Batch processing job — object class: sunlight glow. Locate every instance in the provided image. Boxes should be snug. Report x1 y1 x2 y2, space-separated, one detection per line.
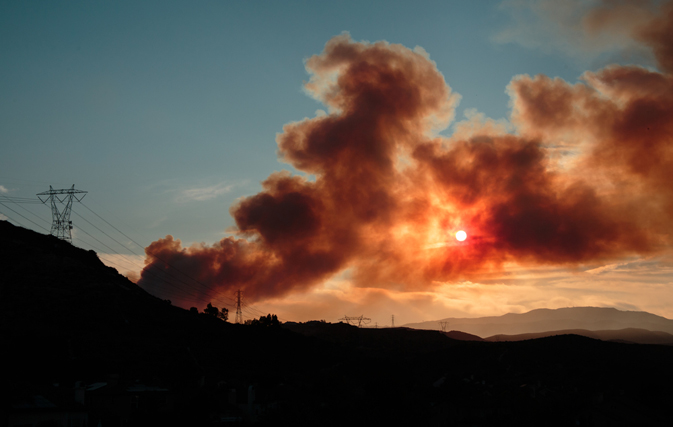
456 230 467 241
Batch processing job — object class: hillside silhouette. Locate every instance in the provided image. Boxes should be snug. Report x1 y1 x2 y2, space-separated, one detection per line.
486 328 673 345
2 220 673 426
404 306 673 337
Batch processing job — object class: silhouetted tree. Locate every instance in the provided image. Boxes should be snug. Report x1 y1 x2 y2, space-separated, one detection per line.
189 307 198 314
204 303 218 316
246 314 280 327
204 303 228 322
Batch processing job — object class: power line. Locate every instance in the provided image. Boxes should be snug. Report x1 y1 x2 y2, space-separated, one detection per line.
53 196 293 319
72 223 140 268
0 196 51 223
1 187 241 315
0 209 27 228
67 212 225 306
0 198 188 303
72 210 137 256
0 201 50 232
80 201 147 252
79 201 238 303
339 315 371 328
79 201 283 314
241 300 289 323
72 233 229 309
75 237 140 273
0 195 44 204
73 203 231 306
241 300 267 317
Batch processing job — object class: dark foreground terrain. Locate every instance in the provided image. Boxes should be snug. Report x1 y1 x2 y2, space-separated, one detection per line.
2 220 672 426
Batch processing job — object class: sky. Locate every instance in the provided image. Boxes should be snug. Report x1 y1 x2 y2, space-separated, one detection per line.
1 0 672 326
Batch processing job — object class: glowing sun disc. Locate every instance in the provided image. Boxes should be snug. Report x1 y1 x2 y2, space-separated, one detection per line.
456 230 467 241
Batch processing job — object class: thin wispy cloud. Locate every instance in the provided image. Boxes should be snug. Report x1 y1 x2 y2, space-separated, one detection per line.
494 0 657 66
148 215 168 229
0 185 9 194
175 182 238 203
585 260 636 275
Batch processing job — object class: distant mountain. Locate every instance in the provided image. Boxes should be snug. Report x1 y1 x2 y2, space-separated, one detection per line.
403 307 673 337
485 328 673 345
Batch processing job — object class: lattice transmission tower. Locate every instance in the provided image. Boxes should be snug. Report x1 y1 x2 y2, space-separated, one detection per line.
37 185 87 243
338 315 371 328
234 289 243 324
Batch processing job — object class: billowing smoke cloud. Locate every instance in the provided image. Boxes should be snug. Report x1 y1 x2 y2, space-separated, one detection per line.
139 2 673 308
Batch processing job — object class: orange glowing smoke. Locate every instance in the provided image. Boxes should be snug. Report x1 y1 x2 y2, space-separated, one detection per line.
139 3 673 307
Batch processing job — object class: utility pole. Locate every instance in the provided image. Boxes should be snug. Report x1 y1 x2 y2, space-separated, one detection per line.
36 185 87 243
234 290 243 324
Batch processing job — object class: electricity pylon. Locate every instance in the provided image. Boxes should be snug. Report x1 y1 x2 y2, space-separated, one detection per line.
234 290 243 324
36 185 87 243
338 315 371 328
439 321 450 332
391 314 395 328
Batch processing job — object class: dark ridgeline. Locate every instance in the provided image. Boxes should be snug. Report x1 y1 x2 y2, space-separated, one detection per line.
1 220 672 426
404 307 673 337
485 328 673 345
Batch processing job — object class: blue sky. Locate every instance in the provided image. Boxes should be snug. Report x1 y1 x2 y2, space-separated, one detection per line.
2 1 671 324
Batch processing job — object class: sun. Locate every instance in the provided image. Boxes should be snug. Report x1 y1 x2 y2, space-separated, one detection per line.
456 230 467 241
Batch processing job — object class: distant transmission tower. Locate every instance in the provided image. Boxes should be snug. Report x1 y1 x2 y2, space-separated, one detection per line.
338 315 371 328
234 290 243 324
391 314 395 328
36 185 87 243
439 321 450 332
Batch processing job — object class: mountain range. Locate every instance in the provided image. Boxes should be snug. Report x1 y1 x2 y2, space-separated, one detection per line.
404 306 673 339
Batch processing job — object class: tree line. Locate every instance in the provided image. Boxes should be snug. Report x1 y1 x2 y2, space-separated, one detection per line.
190 303 279 327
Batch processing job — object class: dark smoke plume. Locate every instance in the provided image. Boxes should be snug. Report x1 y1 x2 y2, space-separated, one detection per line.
139 4 673 307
